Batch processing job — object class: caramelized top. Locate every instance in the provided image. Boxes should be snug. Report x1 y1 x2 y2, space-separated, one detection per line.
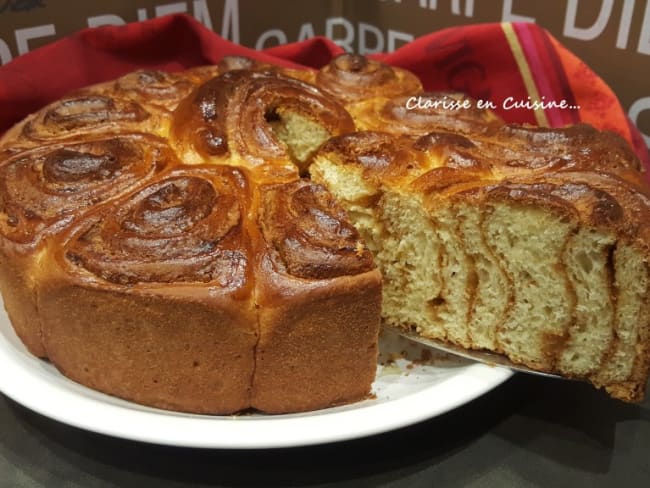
316 54 422 104
64 167 251 287
316 130 492 189
259 180 374 279
314 117 649 243
480 124 643 176
23 96 154 141
0 96 173 157
0 134 171 245
112 70 197 110
1 54 647 290
171 69 353 178
192 55 317 84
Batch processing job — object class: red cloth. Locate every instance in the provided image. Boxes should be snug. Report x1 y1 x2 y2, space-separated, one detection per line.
1 13 647 169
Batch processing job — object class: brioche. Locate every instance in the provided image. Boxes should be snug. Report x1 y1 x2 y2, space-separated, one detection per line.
0 52 648 414
0 56 381 414
309 73 650 401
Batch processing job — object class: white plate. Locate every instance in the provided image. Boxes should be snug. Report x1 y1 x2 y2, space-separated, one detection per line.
0 300 513 449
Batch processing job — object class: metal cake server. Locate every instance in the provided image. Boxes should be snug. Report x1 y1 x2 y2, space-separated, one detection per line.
390 325 565 379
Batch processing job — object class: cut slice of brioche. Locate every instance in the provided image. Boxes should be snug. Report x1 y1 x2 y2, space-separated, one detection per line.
311 129 650 402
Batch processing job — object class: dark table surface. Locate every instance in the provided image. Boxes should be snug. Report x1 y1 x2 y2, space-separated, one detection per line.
1 373 649 488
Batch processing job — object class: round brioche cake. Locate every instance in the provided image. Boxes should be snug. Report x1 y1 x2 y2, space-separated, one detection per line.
0 54 649 414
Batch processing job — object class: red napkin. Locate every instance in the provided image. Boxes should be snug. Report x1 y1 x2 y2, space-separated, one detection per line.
1 13 647 169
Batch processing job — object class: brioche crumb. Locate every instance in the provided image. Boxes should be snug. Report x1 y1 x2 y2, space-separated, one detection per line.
312 151 650 402
269 109 332 173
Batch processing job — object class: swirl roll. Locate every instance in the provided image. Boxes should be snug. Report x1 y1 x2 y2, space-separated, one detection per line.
63 167 250 288
480 124 643 178
39 166 257 413
171 69 354 177
316 54 422 104
185 56 315 85
2 95 170 152
252 179 381 413
112 70 197 111
0 134 173 357
258 180 374 279
0 134 173 246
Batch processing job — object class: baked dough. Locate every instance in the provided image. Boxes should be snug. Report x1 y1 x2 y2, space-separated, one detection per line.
1 53 648 412
310 62 650 401
0 56 381 414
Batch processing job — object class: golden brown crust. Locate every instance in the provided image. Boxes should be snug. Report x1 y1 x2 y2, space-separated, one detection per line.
0 57 382 414
186 55 316 84
39 284 258 414
0 134 175 359
0 134 174 247
1 52 649 410
3 95 171 152
170 69 353 180
114 70 196 109
0 256 45 357
63 167 252 286
252 237 381 413
313 105 650 402
36 165 258 413
258 180 375 279
251 178 382 412
316 54 422 104
252 267 382 413
74 70 200 113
